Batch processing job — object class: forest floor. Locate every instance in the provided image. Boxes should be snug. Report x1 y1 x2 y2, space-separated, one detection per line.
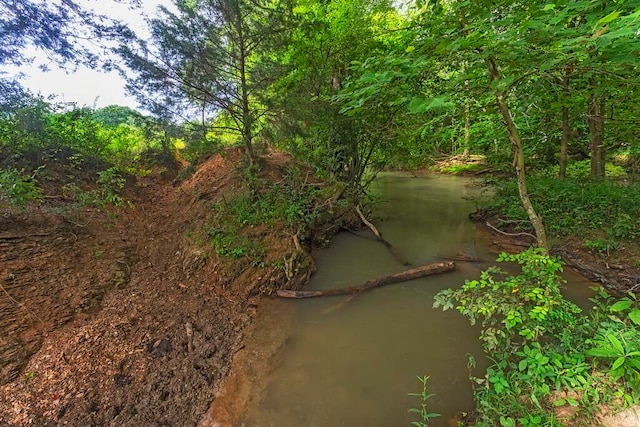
0 148 352 427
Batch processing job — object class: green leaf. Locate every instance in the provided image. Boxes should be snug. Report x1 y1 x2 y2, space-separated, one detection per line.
612 356 626 371
567 397 579 407
629 308 640 325
610 299 633 312
519 360 527 371
597 11 621 25
405 45 416 53
543 4 556 11
408 97 428 114
607 334 625 354
500 416 516 427
587 347 616 358
407 96 451 114
610 367 625 380
627 358 640 370
553 398 566 407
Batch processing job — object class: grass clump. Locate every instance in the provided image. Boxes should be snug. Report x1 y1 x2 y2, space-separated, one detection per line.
438 163 483 175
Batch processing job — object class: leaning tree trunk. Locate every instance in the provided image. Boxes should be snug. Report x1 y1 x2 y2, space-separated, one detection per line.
486 57 549 251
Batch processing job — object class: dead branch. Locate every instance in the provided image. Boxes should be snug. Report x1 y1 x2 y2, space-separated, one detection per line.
485 221 536 241
355 205 411 266
276 261 455 299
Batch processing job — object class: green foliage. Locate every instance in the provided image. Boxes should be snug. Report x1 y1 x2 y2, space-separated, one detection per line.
536 160 628 180
587 292 640 393
232 168 323 231
0 92 175 175
407 375 440 427
0 167 42 206
583 239 619 256
437 163 482 175
434 249 582 355
204 166 330 261
483 177 640 241
206 222 264 261
63 167 130 209
434 249 640 424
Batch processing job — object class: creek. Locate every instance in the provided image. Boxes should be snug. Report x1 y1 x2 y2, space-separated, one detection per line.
240 173 595 427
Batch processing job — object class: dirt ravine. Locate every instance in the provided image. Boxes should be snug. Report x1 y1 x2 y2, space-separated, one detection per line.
0 149 351 426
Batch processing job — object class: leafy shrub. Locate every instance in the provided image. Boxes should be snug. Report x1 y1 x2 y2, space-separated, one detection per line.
583 239 619 256
63 167 130 209
203 166 329 261
433 249 640 425
0 167 42 205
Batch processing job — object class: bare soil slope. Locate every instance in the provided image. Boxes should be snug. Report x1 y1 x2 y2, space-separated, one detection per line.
0 149 336 426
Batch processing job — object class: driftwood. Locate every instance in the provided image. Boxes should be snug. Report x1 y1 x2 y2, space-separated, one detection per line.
355 205 411 266
276 261 455 299
553 248 628 295
441 255 486 263
485 221 537 241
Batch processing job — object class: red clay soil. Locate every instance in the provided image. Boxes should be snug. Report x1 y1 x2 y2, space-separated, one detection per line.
0 149 341 426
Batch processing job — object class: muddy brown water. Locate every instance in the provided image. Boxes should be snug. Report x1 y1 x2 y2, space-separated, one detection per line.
239 174 595 427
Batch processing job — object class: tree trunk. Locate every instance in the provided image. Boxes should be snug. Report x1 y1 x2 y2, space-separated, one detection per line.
599 93 606 177
235 5 254 166
276 261 455 298
485 57 549 251
201 103 207 143
463 79 471 159
559 72 570 179
587 77 605 178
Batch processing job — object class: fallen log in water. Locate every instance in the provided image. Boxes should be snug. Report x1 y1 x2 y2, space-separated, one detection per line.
276 261 456 299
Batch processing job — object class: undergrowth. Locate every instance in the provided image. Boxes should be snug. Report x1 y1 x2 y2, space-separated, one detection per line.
203 165 337 263
0 167 43 206
63 167 131 210
437 163 483 175
434 248 640 426
535 160 628 179
481 177 640 245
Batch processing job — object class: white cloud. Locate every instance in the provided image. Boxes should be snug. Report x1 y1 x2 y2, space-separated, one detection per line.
2 0 172 110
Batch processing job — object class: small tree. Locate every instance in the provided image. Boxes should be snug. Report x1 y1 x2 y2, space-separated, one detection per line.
119 0 292 165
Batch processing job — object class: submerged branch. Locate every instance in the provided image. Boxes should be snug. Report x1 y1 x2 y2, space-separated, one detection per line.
355 205 411 266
